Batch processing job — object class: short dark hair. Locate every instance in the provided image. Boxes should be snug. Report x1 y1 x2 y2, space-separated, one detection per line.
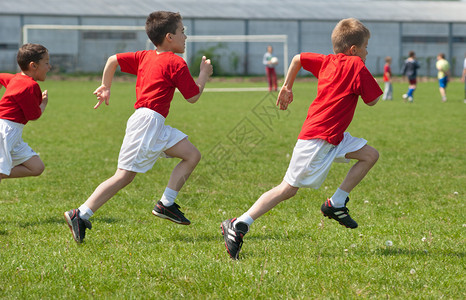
17 43 48 71
408 51 416 58
146 11 182 46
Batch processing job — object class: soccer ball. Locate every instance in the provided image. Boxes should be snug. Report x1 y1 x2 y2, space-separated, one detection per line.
270 56 278 65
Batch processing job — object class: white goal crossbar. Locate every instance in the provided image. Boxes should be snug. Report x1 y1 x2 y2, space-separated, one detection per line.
22 24 146 45
22 24 288 75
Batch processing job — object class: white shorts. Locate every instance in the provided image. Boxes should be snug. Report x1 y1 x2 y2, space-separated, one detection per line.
284 132 367 189
0 119 38 176
118 108 187 173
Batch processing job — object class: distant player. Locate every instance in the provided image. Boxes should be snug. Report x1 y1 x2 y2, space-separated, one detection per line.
64 11 213 243
401 51 420 103
382 56 393 100
263 45 278 92
0 44 50 183
436 53 450 103
221 18 382 260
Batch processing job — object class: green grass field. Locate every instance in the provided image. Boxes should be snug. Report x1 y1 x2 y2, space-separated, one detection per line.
1 77 465 299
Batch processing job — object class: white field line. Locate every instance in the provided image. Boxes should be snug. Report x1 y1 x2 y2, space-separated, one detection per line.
176 87 270 93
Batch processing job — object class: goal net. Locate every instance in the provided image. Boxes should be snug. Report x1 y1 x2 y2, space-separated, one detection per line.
22 24 288 75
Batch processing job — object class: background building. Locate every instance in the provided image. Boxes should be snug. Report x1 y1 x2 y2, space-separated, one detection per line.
1 0 465 77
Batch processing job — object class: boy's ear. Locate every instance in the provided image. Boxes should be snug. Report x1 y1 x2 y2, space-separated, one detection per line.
28 61 37 71
343 46 355 56
165 32 172 42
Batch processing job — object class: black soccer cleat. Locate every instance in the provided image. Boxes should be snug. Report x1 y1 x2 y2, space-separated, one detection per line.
321 197 358 229
152 201 191 225
64 209 92 243
221 218 249 260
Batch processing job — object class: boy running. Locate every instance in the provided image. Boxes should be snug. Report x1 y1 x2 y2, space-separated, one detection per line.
65 11 213 243
221 18 382 260
0 44 50 183
401 51 420 103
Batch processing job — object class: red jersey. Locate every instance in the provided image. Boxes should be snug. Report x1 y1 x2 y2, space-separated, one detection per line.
383 64 391 82
0 73 43 125
117 51 200 118
298 53 382 145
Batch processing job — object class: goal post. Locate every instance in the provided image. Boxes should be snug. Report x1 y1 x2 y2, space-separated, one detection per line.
22 24 288 75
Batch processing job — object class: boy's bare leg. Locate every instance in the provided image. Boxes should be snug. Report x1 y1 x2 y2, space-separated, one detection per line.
2 156 44 179
245 180 299 220
83 169 137 212
339 145 379 193
150 138 200 225
163 138 201 192
439 87 447 101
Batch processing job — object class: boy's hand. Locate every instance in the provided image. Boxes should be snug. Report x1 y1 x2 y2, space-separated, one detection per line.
276 86 293 110
200 56 213 77
93 85 111 109
42 90 48 104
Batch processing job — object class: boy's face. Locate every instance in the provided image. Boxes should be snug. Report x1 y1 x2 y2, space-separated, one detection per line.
32 52 51 81
169 22 187 53
352 38 368 62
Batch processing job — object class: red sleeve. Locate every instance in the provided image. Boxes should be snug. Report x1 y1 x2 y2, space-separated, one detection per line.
116 52 143 75
0 73 15 89
300 53 325 78
171 56 200 99
355 67 383 104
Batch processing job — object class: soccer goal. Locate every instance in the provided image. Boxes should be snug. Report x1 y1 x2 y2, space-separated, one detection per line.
22 24 288 75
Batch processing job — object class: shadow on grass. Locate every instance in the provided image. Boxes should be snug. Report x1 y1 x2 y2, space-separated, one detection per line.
4 215 121 229
373 247 464 258
168 229 312 244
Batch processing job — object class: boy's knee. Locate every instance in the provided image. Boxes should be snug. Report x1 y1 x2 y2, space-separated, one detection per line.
367 147 379 165
115 170 136 186
32 162 45 176
286 188 298 199
280 182 298 199
189 148 202 165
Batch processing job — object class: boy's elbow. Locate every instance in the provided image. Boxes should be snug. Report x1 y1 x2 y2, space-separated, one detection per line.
186 93 201 103
366 97 380 106
292 54 301 64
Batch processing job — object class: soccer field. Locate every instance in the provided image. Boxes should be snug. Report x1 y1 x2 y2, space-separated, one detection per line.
1 78 465 298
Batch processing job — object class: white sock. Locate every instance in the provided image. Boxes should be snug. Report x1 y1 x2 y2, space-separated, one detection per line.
234 213 254 228
330 188 349 208
160 187 178 207
78 204 93 220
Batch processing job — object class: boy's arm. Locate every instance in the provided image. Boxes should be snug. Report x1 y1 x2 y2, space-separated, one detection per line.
276 54 301 110
39 90 48 113
93 55 119 109
0 73 14 89
186 56 213 104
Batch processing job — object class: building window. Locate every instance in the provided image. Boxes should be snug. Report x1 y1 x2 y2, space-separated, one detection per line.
452 36 466 43
0 43 19 50
402 36 448 43
82 32 137 40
